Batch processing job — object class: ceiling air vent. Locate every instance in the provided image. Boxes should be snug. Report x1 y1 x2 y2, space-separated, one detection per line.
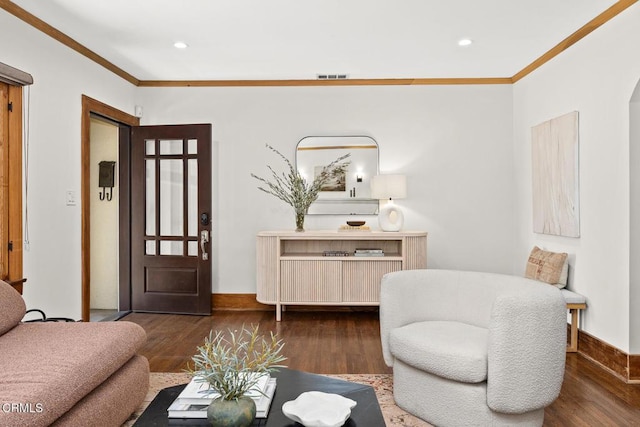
316 74 349 80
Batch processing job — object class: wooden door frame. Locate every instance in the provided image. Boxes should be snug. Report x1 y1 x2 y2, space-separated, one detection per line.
81 95 139 321
0 84 24 292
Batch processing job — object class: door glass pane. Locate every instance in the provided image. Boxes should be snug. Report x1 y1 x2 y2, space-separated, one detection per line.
145 139 155 155
145 159 156 236
188 241 198 257
160 159 184 236
188 139 198 154
188 159 198 237
160 139 183 155
145 240 156 255
160 241 183 255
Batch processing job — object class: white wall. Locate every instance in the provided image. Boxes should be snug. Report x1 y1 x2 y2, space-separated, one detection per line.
513 3 640 352
136 84 515 294
6 3 640 353
630 85 640 353
0 10 137 319
2 8 515 319
89 119 119 310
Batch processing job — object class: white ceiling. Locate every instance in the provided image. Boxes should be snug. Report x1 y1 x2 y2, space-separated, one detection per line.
11 0 618 81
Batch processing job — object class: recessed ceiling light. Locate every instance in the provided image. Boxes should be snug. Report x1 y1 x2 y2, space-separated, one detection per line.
173 41 188 49
458 39 473 47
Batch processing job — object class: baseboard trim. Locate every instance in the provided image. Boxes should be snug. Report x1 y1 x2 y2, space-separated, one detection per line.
211 293 379 313
628 354 640 382
211 293 271 311
576 327 639 383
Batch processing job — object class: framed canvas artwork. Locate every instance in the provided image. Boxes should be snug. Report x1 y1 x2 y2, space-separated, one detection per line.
531 111 580 237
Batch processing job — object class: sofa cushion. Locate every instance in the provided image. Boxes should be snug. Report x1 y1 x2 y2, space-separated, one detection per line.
0 321 146 426
390 321 489 383
50 355 149 427
561 289 586 304
0 280 26 335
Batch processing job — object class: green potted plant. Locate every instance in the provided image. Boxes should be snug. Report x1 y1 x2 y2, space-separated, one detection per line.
187 324 286 427
251 144 350 231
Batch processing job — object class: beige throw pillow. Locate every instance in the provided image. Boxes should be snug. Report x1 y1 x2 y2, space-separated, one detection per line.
525 246 569 289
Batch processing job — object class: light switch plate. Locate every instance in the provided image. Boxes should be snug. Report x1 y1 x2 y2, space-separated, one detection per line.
66 190 77 206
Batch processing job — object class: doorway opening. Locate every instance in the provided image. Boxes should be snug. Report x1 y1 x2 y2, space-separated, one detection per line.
89 116 119 321
81 96 213 320
81 95 139 322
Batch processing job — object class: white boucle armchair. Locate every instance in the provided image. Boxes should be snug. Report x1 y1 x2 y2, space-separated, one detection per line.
380 269 567 426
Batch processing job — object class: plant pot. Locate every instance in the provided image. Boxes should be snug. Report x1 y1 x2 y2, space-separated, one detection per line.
207 396 256 427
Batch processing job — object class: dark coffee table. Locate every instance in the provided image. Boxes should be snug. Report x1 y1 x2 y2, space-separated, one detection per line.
133 368 386 426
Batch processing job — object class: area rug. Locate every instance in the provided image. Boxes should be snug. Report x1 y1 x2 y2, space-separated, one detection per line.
124 372 429 426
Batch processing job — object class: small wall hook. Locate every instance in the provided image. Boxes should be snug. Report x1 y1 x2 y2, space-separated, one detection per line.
99 187 113 201
98 160 116 202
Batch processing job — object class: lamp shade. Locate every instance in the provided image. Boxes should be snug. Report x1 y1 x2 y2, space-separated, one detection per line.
371 174 407 200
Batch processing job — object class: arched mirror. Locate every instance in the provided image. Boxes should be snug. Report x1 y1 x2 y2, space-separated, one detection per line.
296 136 379 215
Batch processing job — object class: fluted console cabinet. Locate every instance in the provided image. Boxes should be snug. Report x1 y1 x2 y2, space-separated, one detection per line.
257 230 427 321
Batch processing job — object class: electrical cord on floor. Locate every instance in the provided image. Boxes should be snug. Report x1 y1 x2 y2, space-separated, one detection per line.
23 309 76 322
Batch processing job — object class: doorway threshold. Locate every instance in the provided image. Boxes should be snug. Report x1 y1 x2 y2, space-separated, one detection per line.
90 309 131 322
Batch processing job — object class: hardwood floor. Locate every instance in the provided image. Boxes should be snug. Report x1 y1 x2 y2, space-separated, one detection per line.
124 310 640 426
124 310 389 374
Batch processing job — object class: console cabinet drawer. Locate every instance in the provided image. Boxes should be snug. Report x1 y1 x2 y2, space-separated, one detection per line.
280 260 341 303
342 260 401 302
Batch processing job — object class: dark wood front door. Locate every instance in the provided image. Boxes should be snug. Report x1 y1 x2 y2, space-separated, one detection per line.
131 124 212 314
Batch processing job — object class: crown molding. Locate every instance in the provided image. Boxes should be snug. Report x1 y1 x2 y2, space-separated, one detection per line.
137 77 513 87
0 0 139 85
512 0 638 83
0 0 636 87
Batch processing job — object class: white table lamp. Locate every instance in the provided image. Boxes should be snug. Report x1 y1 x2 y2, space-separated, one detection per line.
371 174 407 232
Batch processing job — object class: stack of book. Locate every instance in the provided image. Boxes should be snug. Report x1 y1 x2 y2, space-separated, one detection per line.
167 374 276 419
323 250 350 257
354 248 384 257
338 224 371 232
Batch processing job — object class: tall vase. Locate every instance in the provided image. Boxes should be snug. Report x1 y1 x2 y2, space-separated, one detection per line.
206 396 256 427
295 209 306 232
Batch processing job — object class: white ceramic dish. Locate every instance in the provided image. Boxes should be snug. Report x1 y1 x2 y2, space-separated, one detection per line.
282 391 357 427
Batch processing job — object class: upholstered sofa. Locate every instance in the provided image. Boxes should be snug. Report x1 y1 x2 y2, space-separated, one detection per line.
380 269 566 426
0 281 149 426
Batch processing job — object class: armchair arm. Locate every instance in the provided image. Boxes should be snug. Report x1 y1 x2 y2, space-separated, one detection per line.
0 280 27 334
379 269 449 366
486 285 566 414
